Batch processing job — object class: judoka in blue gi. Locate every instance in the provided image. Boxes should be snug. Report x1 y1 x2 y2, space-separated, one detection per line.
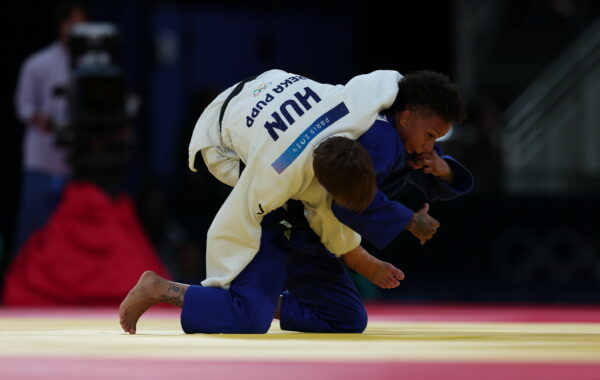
119 69 474 334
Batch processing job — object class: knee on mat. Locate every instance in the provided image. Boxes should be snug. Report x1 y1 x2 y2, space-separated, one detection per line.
229 300 276 334
219 311 271 334
350 305 369 332
230 299 274 334
333 305 368 333
246 317 272 334
180 313 272 334
229 305 274 334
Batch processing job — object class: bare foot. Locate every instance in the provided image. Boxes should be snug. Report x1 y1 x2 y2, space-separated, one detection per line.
119 271 162 334
120 271 189 334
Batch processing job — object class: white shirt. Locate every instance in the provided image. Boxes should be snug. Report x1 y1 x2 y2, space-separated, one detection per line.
189 69 402 289
14 41 71 176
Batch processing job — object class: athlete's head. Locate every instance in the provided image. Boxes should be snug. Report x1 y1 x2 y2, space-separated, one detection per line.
388 71 466 155
313 136 376 212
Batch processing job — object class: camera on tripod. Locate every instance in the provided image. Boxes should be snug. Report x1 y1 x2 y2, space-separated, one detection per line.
56 22 137 191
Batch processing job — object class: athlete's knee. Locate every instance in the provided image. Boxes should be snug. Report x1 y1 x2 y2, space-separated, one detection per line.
229 298 275 334
355 306 369 332
239 299 275 333
335 304 368 333
180 308 272 334
244 315 273 334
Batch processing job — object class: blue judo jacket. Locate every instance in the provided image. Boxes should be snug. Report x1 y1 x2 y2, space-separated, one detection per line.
331 114 474 250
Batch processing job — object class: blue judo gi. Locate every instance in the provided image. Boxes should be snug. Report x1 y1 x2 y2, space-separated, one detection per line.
180 114 474 334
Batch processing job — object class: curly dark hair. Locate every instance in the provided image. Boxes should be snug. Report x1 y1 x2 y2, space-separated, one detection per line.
388 70 466 123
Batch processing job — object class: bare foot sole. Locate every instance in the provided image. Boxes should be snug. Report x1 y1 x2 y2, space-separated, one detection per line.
119 271 161 334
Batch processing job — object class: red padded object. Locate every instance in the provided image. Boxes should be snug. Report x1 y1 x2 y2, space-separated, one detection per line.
3 182 170 306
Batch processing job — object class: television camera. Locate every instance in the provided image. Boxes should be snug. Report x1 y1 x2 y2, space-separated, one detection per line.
56 22 138 193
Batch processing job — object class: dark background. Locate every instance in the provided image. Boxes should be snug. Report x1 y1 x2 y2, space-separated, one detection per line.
1 0 599 302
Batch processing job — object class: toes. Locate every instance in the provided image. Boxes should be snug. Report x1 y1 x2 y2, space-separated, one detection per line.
121 318 133 334
124 320 136 334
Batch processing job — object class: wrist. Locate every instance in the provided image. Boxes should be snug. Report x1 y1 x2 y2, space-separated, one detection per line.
406 213 416 232
343 246 375 275
438 161 455 182
356 252 381 280
342 245 363 271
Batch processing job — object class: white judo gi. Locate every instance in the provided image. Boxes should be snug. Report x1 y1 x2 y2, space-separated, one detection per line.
188 69 402 289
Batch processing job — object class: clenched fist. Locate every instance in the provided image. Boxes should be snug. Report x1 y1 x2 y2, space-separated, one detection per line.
407 151 454 183
406 203 440 245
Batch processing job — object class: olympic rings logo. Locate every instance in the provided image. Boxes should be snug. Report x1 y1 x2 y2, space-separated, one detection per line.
253 82 272 97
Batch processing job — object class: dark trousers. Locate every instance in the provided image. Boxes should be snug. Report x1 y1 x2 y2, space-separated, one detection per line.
14 170 68 254
180 210 367 333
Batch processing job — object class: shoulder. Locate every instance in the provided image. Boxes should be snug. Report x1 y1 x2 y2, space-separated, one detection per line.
21 43 58 72
347 70 402 84
357 113 407 173
358 114 402 152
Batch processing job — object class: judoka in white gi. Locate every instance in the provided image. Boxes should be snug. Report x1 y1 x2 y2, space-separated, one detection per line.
119 69 474 334
189 69 401 290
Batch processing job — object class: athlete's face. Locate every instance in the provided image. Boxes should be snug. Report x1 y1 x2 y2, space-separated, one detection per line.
394 110 451 155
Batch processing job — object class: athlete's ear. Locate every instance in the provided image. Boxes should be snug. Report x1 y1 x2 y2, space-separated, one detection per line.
398 110 411 127
394 110 410 132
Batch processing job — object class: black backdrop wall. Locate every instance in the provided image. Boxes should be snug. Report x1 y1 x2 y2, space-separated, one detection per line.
1 0 599 303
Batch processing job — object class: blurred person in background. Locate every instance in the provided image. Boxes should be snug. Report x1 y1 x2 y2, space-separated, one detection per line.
3 13 173 307
13 2 86 254
119 69 473 335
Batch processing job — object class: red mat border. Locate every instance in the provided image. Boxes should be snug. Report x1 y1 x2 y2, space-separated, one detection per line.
1 356 599 380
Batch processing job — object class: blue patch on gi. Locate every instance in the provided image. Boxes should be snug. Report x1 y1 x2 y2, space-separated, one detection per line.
271 102 349 174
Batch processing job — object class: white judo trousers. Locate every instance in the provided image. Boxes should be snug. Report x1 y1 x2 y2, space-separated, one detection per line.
188 69 402 289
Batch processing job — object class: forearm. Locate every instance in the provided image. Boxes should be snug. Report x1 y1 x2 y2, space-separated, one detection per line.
15 62 39 124
342 245 382 280
332 191 413 250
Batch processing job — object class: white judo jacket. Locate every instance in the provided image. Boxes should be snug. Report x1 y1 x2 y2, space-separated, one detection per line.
189 69 402 289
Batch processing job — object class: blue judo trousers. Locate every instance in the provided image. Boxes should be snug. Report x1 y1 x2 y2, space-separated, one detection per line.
180 207 367 334
14 170 68 254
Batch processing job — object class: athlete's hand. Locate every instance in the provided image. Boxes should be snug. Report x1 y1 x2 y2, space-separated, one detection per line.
406 203 440 245
342 245 404 289
407 151 454 182
370 261 405 289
